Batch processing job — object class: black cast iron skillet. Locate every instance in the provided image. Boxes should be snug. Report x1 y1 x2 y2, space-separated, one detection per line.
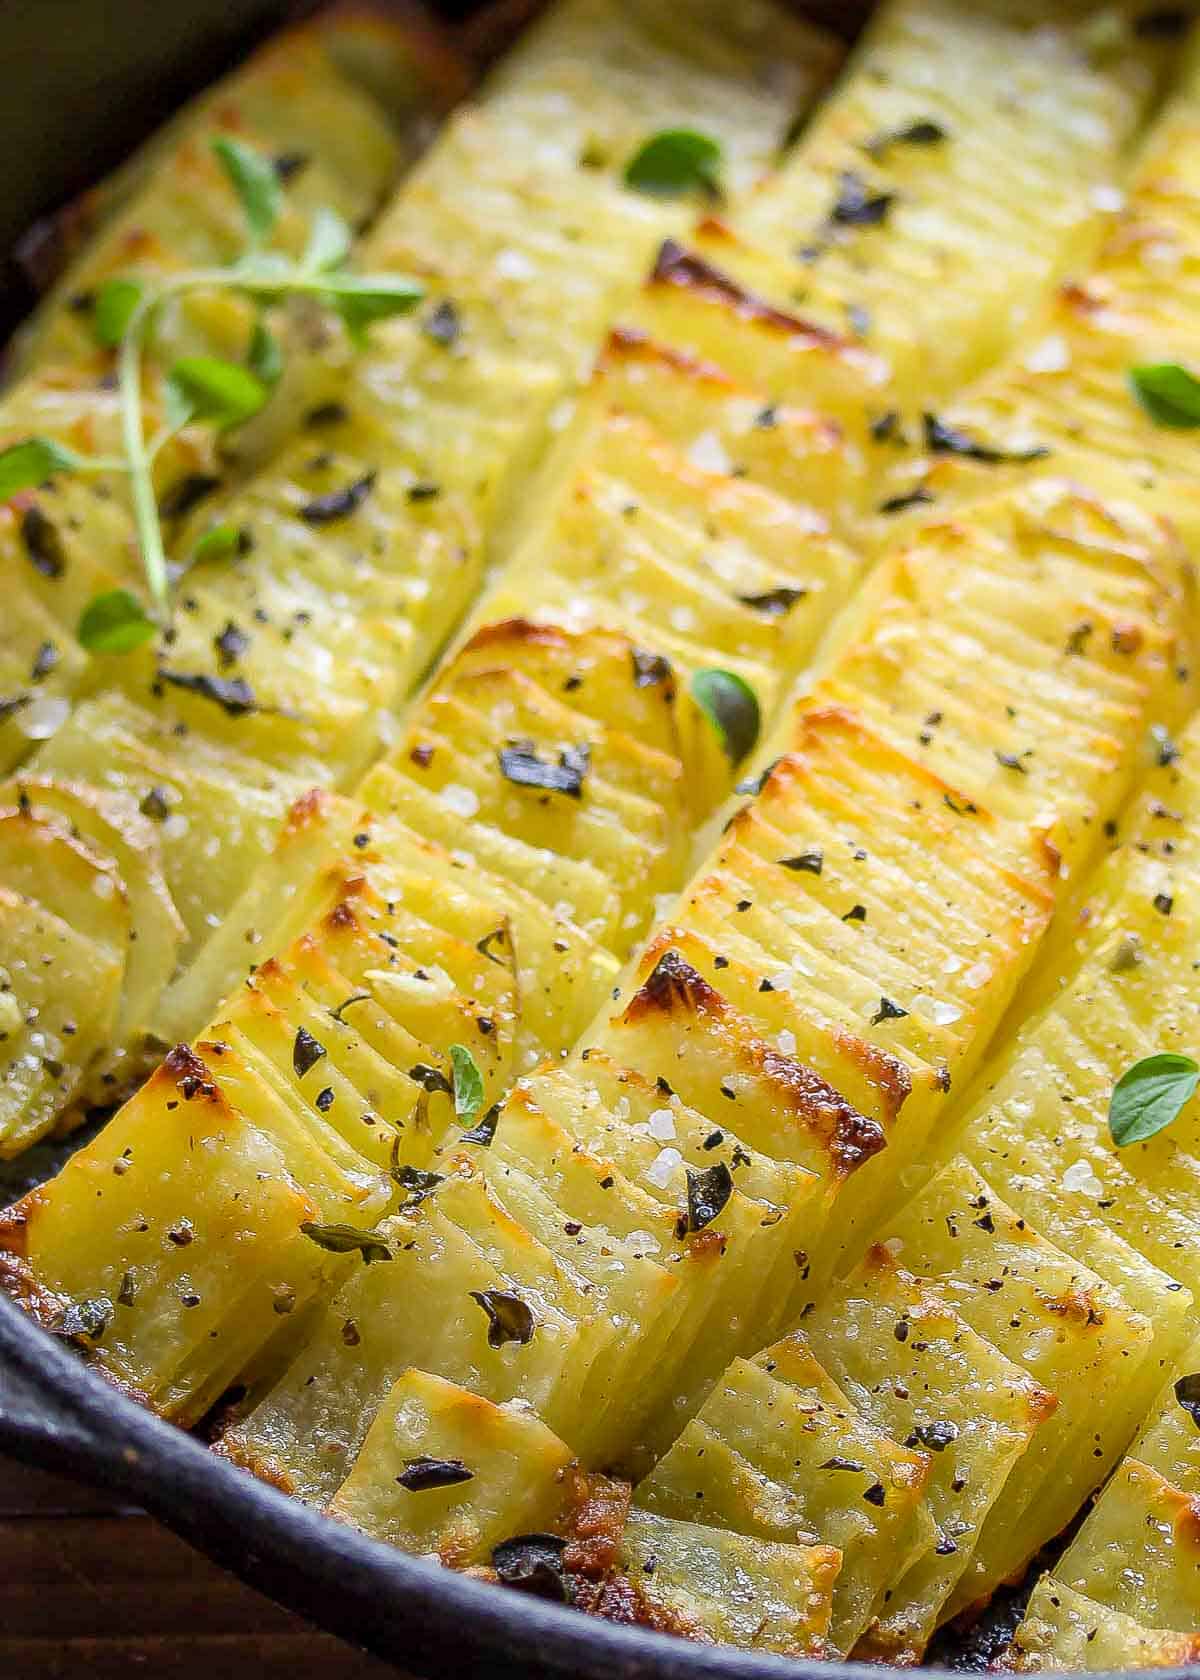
0 3 1174 1675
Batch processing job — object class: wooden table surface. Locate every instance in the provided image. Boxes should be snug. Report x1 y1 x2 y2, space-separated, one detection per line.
0 1454 402 1678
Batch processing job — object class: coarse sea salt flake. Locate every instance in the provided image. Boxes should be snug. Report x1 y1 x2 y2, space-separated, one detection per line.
1063 1158 1104 1197
647 1107 676 1141
441 784 479 818
646 1146 683 1188
686 430 733 476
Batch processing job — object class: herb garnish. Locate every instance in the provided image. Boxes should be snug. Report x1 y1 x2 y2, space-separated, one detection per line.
56 1295 114 1344
475 927 511 966
691 669 760 765
1108 1052 1199 1147
679 1162 733 1236
470 1287 535 1348
829 171 894 227
396 1456 474 1492
0 136 423 630
300 1221 392 1264
78 589 157 654
158 668 257 716
779 850 823 875
461 1102 501 1147
871 997 909 1026
864 119 948 157
624 129 723 199
292 1026 327 1079
1129 363 1200 428
299 470 377 526
879 485 934 515
1174 1372 1200 1428
923 413 1048 464
632 648 673 689
21 505 65 577
737 585 806 616
393 1161 443 1206
449 1042 485 1126
492 1534 569 1601
498 740 589 798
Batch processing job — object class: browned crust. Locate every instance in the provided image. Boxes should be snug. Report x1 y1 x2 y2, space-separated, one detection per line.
463 616 577 658
560 1469 632 1580
211 1435 298 1495
572 1570 715 1644
602 325 738 390
164 1041 221 1104
649 239 846 350
626 948 886 1173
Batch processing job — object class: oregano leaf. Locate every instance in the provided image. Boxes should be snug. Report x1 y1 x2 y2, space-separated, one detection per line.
449 1042 485 1126
1109 1052 1200 1147
625 128 723 198
1129 363 1200 429
691 668 760 764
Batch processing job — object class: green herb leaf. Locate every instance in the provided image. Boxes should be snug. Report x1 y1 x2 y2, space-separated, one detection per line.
0 437 80 501
93 277 144 348
212 136 281 240
625 128 723 198
300 1220 392 1264
1109 1051 1200 1147
691 668 760 764
449 1042 485 1126
303 206 352 275
78 589 157 654
331 275 425 347
190 523 244 565
247 319 282 387
1129 363 1200 428
167 356 269 432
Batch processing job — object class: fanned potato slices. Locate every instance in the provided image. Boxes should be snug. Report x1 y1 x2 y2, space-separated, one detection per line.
327 1367 576 1564
1012 1338 1200 1662
1011 1577 1200 1673
1052 1459 1200 1633
901 35 1200 518
878 1161 1160 1622
807 1253 1051 1660
604 1509 840 1659
796 478 1187 880
732 0 1164 400
637 1339 933 1654
0 1043 389 1422
13 1 1200 1668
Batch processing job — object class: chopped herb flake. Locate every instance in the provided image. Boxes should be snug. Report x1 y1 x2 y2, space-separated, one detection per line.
470 1287 535 1348
300 1221 392 1264
396 1456 474 1492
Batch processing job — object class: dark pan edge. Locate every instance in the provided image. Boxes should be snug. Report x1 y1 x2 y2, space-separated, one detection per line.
0 1293 1185 1680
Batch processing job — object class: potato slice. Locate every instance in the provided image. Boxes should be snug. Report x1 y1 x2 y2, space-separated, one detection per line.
327 1367 575 1564
611 1509 840 1659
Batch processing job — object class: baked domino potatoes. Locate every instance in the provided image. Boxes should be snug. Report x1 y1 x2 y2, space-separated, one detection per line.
6 0 1200 1669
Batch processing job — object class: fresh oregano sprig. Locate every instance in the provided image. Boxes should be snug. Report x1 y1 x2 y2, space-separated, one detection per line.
0 137 424 647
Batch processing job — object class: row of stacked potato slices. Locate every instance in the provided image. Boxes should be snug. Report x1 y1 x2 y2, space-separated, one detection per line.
10 0 1200 1666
